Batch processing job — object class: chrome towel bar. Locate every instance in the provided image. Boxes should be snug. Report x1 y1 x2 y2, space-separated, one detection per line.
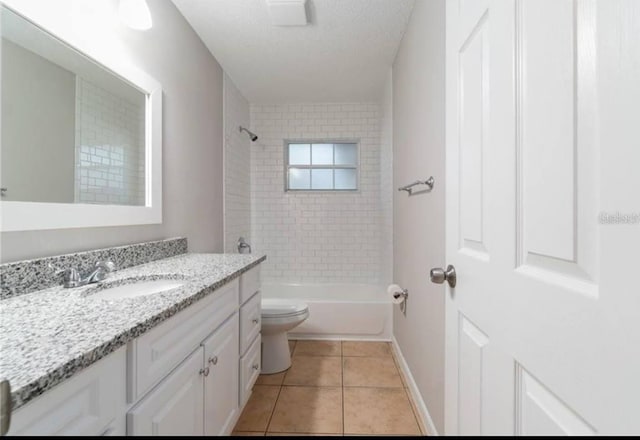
398 176 434 195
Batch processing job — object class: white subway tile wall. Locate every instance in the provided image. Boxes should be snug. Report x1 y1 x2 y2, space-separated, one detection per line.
74 77 145 205
250 103 392 284
224 74 252 252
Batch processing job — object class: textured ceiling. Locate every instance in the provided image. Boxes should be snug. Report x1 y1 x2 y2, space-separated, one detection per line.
172 0 415 103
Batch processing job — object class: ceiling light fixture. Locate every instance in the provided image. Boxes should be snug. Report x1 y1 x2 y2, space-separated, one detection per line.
119 0 153 31
265 0 308 26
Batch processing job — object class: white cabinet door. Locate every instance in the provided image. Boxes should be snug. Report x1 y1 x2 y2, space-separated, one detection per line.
127 348 204 436
202 314 239 436
9 347 126 436
445 0 640 435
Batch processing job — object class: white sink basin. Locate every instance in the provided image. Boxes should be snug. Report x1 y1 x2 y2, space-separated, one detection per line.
87 279 184 300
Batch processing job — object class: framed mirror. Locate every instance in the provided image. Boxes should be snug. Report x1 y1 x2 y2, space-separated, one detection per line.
0 4 162 231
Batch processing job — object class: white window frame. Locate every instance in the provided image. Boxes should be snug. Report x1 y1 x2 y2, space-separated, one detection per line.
284 140 360 192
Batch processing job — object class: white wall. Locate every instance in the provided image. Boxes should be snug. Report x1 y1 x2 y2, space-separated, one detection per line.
0 0 225 262
1 38 75 203
223 73 251 253
392 0 446 434
250 103 391 285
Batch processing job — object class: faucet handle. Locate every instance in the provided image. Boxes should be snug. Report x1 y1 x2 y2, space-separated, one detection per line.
95 260 116 272
62 268 82 288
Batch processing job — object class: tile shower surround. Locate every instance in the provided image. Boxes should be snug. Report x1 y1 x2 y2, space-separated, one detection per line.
0 238 187 299
250 103 393 285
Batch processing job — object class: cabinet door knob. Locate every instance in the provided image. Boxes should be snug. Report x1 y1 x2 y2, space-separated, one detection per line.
252 363 260 370
252 318 259 325
208 356 218 366
199 367 210 377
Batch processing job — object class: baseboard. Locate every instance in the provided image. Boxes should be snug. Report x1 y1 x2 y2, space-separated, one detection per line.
391 336 439 436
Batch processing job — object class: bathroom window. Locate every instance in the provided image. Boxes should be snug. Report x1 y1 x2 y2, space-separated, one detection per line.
285 142 358 191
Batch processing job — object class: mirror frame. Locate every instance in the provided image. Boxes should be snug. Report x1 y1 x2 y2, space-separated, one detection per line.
0 4 162 232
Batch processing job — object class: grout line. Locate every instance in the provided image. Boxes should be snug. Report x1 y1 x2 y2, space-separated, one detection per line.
278 384 343 389
266 432 344 436
341 385 405 389
264 383 284 434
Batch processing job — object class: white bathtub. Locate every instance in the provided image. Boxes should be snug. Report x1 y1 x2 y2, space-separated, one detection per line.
261 283 392 340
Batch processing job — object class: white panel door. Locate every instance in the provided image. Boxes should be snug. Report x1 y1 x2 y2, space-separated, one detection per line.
203 314 240 436
445 0 640 435
127 348 204 436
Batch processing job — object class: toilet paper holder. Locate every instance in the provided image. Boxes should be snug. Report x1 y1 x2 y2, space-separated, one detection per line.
393 288 408 302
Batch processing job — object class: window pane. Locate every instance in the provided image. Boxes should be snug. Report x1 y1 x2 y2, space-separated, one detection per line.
335 143 357 166
311 143 333 165
311 169 333 190
289 168 310 189
335 168 357 190
289 144 310 165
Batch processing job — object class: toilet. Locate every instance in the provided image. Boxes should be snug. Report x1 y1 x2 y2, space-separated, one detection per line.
260 298 309 374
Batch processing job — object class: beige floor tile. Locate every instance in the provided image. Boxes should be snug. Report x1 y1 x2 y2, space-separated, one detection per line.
266 434 341 437
342 341 392 357
293 340 342 357
268 386 343 434
343 388 420 435
256 371 286 386
232 432 266 436
234 386 280 432
343 356 403 388
288 340 297 355
283 356 342 387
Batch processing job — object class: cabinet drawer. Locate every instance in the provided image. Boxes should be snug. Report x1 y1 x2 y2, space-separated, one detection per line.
9 347 126 436
239 335 261 406
129 279 239 402
239 292 261 355
240 265 260 304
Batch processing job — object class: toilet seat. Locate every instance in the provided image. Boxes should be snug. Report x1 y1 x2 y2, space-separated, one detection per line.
261 299 308 318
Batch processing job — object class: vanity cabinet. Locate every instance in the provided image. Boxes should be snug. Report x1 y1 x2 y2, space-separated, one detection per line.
127 287 241 436
6 263 262 437
127 279 240 403
126 311 240 436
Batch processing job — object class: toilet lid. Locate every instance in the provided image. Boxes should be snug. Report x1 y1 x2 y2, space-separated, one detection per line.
261 298 308 318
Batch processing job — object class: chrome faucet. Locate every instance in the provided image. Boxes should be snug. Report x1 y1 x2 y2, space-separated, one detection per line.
60 260 116 288
237 237 251 254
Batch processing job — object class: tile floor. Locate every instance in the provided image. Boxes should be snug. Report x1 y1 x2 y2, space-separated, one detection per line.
232 340 426 436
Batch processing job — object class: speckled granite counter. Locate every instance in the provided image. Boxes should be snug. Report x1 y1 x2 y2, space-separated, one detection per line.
0 253 266 411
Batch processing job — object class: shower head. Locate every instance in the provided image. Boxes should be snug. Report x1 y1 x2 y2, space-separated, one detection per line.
239 126 258 142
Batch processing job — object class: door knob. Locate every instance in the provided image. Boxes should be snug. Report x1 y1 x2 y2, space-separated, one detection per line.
430 265 457 288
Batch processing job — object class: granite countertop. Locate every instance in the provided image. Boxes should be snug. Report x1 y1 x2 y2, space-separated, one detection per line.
0 253 266 411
